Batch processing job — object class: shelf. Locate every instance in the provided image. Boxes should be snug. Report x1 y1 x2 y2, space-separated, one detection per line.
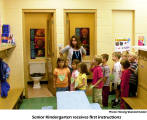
138 46 147 52
0 44 16 52
131 46 147 52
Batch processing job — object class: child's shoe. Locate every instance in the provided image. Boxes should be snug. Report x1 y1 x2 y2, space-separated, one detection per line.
111 101 119 108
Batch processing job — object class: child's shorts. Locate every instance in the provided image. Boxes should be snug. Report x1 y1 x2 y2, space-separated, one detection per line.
56 87 69 92
114 83 120 90
92 88 102 104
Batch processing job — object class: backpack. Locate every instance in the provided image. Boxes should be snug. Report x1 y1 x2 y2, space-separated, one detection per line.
0 59 10 97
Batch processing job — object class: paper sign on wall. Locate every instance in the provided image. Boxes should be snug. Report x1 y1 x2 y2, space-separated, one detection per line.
138 36 145 46
115 38 131 52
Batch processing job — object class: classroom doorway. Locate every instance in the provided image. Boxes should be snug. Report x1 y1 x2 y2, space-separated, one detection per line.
23 10 57 98
64 9 97 62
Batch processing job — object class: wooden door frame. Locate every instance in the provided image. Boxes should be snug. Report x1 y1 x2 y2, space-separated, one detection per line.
64 9 97 61
22 9 57 98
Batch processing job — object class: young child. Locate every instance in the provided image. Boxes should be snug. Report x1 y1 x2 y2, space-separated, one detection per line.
128 52 138 97
75 63 88 92
65 58 72 73
53 57 71 92
65 58 70 68
70 59 80 91
101 54 110 107
112 52 122 108
90 56 103 105
120 59 131 109
121 51 129 60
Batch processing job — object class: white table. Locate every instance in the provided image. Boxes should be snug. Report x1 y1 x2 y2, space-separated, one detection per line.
56 91 101 109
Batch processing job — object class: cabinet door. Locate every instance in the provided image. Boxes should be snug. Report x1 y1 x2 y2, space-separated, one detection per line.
138 50 147 89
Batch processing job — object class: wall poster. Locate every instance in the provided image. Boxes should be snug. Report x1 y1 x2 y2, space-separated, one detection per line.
138 36 145 46
75 28 90 56
30 29 45 59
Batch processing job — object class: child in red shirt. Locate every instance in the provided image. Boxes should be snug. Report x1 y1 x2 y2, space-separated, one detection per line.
120 59 131 109
90 56 103 105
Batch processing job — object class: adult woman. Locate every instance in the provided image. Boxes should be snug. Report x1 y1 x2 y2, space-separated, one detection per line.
60 36 86 67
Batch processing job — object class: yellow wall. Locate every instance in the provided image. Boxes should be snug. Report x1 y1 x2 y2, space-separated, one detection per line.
112 10 134 45
0 0 5 24
2 0 147 90
0 0 4 43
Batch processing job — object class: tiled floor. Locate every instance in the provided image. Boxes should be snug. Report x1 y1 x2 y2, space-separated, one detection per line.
22 83 120 109
19 97 57 109
19 95 120 109
27 84 53 98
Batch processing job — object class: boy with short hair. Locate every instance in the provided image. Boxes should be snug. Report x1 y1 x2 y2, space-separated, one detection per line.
101 54 110 107
128 52 138 97
112 52 122 108
90 56 103 105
